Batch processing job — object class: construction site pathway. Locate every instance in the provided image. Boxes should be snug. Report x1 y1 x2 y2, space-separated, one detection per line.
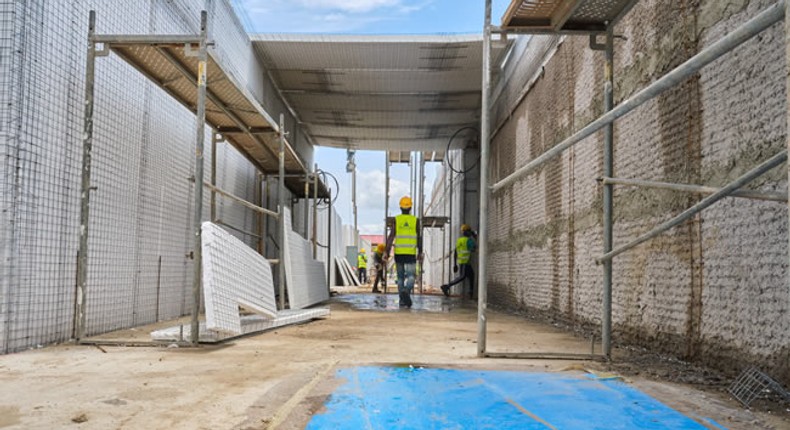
0 294 785 429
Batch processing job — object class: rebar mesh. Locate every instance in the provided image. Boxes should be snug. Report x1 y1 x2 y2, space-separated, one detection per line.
423 151 465 290
728 367 790 407
0 0 280 352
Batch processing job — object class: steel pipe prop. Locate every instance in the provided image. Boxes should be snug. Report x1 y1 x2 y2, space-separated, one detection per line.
597 150 787 263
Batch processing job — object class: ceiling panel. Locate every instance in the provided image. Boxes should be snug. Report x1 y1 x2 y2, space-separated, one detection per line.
252 34 509 152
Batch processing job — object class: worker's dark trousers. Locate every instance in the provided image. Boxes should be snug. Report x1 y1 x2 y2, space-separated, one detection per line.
358 268 367 283
446 264 475 298
372 264 386 291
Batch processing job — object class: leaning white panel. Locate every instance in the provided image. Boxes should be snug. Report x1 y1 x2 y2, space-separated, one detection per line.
202 222 277 335
283 209 329 309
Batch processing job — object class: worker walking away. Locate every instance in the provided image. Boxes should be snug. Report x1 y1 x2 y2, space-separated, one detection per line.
441 224 477 299
357 248 368 284
385 196 422 308
371 243 387 293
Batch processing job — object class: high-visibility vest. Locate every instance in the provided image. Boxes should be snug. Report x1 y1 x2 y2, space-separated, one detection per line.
456 236 471 264
394 214 418 256
358 253 367 268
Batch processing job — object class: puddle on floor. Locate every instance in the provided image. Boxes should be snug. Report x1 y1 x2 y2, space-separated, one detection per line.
332 293 471 312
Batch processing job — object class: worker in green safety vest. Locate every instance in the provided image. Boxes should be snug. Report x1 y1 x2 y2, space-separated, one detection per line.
384 195 422 308
441 224 477 299
357 248 368 284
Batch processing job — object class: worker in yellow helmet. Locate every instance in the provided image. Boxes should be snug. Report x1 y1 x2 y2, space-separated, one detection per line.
371 243 387 293
440 223 477 299
357 248 368 284
384 196 422 308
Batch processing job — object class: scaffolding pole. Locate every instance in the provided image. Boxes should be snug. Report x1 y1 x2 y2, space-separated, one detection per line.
278 114 287 310
601 177 787 202
418 152 425 294
257 172 265 255
210 132 218 221
327 189 333 292
202 181 279 218
785 0 790 303
491 0 786 193
188 11 208 345
384 153 390 293
601 27 614 358
313 165 319 259
477 0 492 357
75 11 98 341
598 150 787 263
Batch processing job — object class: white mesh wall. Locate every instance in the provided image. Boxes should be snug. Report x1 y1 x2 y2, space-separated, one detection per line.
423 151 466 290
283 208 328 309
0 0 269 352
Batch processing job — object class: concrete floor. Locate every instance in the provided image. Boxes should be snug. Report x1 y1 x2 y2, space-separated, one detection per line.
0 293 785 429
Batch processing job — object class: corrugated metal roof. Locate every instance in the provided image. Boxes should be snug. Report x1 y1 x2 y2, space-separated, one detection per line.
252 34 509 152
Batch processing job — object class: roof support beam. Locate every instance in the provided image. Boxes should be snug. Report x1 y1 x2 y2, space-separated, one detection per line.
280 89 481 97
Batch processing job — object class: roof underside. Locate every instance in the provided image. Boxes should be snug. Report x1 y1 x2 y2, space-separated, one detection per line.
501 0 639 33
252 34 508 153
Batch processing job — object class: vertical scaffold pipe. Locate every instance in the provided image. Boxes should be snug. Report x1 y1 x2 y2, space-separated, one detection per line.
76 11 97 342
210 132 218 222
190 11 209 345
785 0 790 307
279 114 286 310
477 0 492 357
602 27 615 359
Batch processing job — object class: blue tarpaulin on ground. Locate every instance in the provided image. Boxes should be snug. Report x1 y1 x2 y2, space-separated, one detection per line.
307 367 725 430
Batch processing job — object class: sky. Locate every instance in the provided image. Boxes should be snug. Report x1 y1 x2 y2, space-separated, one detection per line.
232 0 511 234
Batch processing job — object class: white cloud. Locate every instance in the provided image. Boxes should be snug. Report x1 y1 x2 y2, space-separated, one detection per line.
236 0 431 33
300 0 403 13
356 169 410 210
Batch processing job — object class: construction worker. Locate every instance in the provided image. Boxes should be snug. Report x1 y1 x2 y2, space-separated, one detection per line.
357 248 368 284
441 224 477 299
371 243 387 293
384 196 422 308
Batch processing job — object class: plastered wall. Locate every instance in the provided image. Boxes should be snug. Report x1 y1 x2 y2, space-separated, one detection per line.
488 0 789 382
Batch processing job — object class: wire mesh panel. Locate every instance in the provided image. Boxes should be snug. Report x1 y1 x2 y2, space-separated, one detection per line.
283 208 328 309
0 0 268 352
728 367 790 407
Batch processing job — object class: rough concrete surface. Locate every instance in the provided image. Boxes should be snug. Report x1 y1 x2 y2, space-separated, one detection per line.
0 298 786 429
488 0 789 383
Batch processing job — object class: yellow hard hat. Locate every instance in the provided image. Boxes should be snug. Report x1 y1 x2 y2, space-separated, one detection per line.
376 243 385 253
360 248 365 253
461 224 471 232
399 196 412 209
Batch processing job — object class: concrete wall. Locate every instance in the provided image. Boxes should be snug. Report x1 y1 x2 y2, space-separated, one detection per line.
488 0 789 383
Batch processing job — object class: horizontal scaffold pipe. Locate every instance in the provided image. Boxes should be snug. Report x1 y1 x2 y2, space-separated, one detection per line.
601 177 788 202
491 0 786 193
596 150 787 263
204 182 279 218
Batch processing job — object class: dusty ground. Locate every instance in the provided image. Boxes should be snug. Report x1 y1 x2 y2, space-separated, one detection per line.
0 293 787 430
